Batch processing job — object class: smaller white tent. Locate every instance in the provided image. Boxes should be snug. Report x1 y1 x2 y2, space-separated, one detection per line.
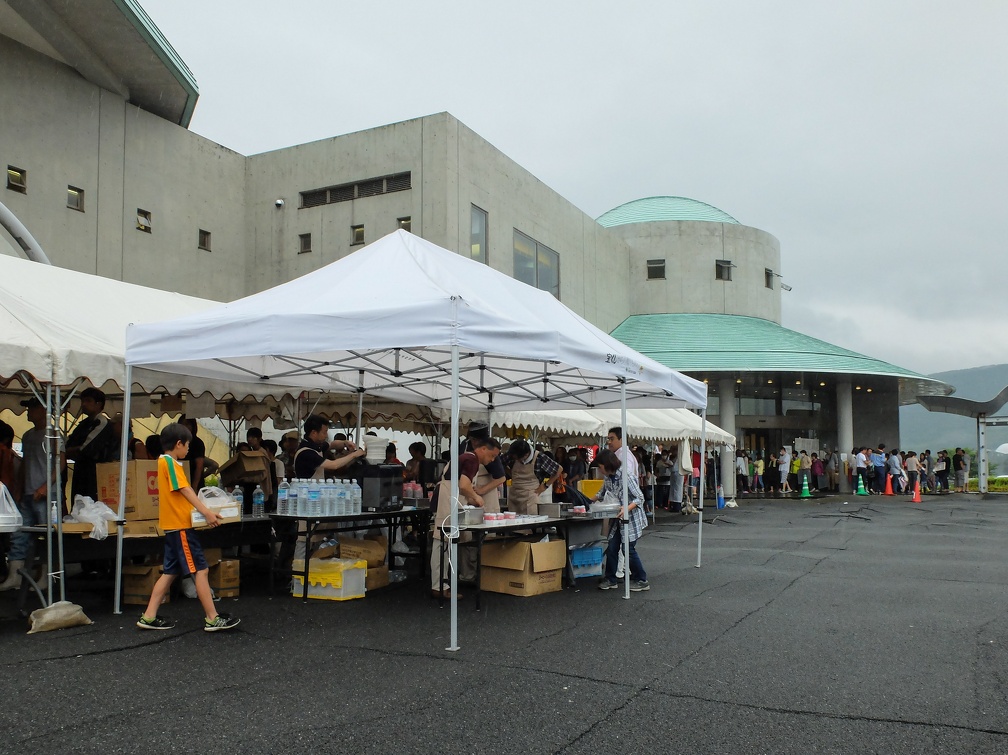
458 407 734 447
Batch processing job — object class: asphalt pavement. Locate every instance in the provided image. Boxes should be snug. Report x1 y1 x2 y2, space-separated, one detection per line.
1 493 1006 754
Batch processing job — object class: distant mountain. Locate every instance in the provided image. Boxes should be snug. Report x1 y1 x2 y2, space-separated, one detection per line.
900 364 1008 465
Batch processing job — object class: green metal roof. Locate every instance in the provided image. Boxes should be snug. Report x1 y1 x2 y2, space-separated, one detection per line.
597 196 739 227
611 313 952 402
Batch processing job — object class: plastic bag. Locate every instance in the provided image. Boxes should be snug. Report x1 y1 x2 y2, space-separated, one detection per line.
198 486 232 506
69 495 118 540
0 482 23 533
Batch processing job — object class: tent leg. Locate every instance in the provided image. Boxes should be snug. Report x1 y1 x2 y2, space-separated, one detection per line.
696 411 707 568
114 365 132 615
620 384 630 600
447 342 460 651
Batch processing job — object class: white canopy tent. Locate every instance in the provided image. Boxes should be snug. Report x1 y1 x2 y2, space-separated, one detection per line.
123 230 709 649
451 406 734 447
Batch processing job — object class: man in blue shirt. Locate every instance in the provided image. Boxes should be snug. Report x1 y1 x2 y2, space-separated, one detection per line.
870 445 887 494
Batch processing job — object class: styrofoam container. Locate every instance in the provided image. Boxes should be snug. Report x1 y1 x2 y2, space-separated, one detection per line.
291 557 366 601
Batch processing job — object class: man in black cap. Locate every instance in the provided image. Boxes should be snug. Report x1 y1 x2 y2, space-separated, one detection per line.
65 387 117 502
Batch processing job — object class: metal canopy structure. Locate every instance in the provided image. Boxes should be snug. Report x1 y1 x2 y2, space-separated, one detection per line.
917 386 1008 494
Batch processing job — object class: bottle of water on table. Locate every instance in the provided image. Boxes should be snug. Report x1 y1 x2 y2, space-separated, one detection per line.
277 478 290 516
252 484 265 518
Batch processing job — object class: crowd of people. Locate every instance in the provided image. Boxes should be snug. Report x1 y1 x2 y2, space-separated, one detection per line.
851 445 971 495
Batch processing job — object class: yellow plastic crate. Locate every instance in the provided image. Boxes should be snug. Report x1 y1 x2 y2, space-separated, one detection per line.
577 479 604 499
291 557 366 601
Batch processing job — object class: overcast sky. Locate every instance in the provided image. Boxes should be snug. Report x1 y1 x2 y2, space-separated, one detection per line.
143 0 1007 377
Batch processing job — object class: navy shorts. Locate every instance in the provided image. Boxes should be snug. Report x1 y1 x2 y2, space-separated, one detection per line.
162 529 209 576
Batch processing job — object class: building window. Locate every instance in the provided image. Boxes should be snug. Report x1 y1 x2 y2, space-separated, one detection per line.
351 224 365 245
646 259 665 280
470 205 488 264
67 186 84 212
6 166 26 194
397 216 411 232
136 209 152 233
513 229 560 299
198 229 212 251
299 233 312 254
715 259 732 281
299 171 412 209
765 268 774 289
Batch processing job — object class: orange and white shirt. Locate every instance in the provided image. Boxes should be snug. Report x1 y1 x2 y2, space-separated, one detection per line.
158 454 193 531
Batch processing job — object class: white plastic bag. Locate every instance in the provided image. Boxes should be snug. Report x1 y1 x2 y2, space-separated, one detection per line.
0 482 23 533
198 486 232 506
69 494 117 540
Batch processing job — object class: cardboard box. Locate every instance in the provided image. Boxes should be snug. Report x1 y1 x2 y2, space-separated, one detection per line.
203 548 222 568
219 451 273 497
209 559 240 598
337 535 387 567
365 563 389 591
122 564 165 605
480 538 567 597
191 504 241 528
96 461 160 520
120 520 161 538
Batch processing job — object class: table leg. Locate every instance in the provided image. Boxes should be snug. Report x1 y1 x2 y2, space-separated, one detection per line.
474 531 484 611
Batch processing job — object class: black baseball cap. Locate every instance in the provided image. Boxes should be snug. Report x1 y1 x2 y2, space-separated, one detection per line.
19 397 42 409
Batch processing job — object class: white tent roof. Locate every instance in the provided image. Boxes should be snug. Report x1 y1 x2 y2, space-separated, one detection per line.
125 230 707 413
0 254 223 408
465 407 734 447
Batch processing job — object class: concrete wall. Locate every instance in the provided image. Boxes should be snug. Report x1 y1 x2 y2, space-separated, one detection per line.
0 35 246 300
610 220 782 322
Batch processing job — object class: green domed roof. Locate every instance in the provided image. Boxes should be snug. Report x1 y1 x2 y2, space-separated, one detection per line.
597 196 739 227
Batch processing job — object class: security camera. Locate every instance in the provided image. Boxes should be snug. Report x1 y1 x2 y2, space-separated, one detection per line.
275 199 285 208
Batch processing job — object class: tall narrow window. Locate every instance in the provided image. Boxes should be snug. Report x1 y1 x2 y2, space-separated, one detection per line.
299 233 312 254
513 229 536 286
198 229 212 251
537 243 560 299
513 229 561 299
397 216 411 233
67 186 84 212
715 259 732 281
351 224 365 245
7 166 26 194
470 205 488 264
647 259 665 280
765 268 774 289
136 209 152 233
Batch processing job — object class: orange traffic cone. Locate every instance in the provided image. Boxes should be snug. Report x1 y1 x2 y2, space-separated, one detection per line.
912 477 921 503
884 474 894 496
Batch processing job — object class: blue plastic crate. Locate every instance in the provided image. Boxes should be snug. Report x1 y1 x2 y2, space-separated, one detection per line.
570 544 604 579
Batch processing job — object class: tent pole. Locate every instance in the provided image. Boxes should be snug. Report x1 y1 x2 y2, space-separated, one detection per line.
53 383 66 602
621 383 630 600
448 343 460 651
356 370 364 445
114 365 132 615
43 383 53 606
696 410 707 568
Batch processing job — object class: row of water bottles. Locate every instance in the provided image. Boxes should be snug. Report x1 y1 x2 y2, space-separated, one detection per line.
276 477 362 517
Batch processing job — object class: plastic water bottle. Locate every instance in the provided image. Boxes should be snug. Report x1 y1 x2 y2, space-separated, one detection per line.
299 479 310 515
308 478 321 517
323 479 335 516
277 478 290 516
252 484 265 519
50 502 59 525
287 479 299 517
349 479 362 514
332 479 345 516
232 486 244 516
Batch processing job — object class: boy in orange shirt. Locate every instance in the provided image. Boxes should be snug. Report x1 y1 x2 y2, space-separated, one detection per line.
136 422 240 632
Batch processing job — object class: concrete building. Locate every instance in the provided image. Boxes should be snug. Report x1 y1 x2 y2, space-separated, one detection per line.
0 0 950 493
